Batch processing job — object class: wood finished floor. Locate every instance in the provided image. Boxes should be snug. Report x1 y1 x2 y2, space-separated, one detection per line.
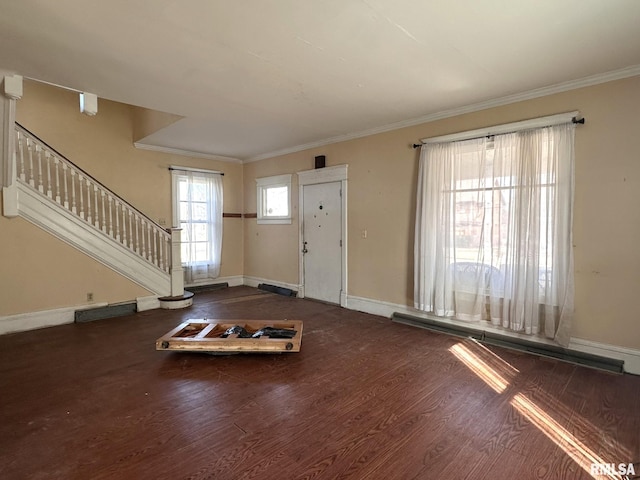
0 286 638 480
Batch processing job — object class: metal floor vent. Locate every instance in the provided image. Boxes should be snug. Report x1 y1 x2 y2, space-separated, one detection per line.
187 282 229 293
75 302 137 323
257 283 297 297
391 312 624 374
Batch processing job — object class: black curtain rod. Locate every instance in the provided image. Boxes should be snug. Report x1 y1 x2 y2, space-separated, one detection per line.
412 116 585 149
168 167 224 175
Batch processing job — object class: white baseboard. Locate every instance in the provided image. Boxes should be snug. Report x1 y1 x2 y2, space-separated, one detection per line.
185 275 297 292
0 302 108 335
136 295 160 312
186 275 245 288
345 293 640 375
219 275 245 287
243 275 301 293
569 337 640 376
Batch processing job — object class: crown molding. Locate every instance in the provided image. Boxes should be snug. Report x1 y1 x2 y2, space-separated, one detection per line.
245 64 640 163
134 142 242 164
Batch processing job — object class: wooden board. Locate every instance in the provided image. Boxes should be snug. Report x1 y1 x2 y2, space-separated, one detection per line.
156 319 303 353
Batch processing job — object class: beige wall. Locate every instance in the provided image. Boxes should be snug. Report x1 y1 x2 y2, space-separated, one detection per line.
243 76 640 350
0 80 243 315
0 214 150 314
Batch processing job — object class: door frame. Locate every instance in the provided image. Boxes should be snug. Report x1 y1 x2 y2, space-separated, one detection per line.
297 164 348 307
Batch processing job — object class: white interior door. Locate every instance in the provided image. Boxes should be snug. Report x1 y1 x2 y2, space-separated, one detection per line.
302 182 342 303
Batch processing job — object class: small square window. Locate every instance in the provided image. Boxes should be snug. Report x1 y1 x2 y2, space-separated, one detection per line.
256 174 292 224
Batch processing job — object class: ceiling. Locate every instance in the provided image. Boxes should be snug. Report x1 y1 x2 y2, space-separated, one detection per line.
1 0 639 161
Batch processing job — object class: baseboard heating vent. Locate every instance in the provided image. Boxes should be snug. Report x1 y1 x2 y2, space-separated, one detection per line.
258 283 297 297
75 302 137 323
392 312 624 374
187 282 229 293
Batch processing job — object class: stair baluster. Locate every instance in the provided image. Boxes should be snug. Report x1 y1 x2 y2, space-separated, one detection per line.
153 228 158 266
93 185 100 228
27 138 35 187
141 219 147 259
62 163 69 209
107 194 113 236
114 200 120 242
36 145 44 192
99 190 106 232
45 151 52 198
128 210 134 250
78 175 85 220
70 170 77 214
54 157 61 204
18 134 26 181
86 179 92 223
158 233 163 268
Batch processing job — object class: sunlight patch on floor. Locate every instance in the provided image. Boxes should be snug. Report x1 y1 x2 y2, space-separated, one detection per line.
449 339 632 479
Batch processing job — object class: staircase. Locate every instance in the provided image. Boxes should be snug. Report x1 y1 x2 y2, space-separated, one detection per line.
3 122 186 303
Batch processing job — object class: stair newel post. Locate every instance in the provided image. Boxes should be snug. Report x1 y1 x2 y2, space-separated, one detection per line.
70 169 77 214
62 162 69 209
78 175 85 219
54 157 61 204
27 138 34 187
36 145 43 192
170 228 184 297
45 151 52 198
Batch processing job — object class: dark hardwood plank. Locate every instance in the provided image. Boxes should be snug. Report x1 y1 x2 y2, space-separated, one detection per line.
0 286 638 480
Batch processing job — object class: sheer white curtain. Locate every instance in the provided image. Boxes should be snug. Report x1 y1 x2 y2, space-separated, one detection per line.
172 170 223 284
414 123 574 345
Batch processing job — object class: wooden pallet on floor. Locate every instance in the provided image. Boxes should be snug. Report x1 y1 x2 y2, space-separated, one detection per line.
156 319 303 353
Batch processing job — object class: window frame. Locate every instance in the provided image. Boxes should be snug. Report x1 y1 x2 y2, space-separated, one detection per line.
171 167 223 273
173 175 211 265
256 174 292 224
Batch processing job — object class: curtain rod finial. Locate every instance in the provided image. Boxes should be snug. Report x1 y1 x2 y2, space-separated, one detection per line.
412 143 422 149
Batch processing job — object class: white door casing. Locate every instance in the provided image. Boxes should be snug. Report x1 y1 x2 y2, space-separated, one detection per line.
297 165 347 306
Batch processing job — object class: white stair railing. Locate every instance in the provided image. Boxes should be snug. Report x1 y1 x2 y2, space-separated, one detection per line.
14 123 173 278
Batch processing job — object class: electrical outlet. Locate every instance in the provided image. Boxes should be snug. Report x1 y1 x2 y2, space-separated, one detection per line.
87 292 94 301
158 218 166 226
